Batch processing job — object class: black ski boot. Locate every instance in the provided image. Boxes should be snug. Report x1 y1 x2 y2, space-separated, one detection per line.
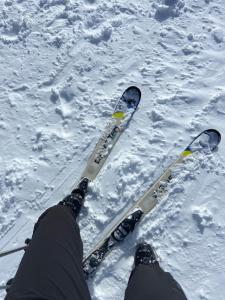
59 178 89 218
76 177 89 196
135 243 157 266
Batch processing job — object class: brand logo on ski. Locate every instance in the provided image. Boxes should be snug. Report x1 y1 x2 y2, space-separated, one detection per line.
94 125 121 164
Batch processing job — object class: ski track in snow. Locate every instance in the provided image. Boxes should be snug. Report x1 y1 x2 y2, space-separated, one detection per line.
1 0 225 299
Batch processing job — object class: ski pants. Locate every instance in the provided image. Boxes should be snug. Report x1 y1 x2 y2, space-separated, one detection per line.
5 205 187 300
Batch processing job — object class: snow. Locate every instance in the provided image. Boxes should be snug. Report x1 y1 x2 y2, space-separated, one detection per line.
0 0 225 299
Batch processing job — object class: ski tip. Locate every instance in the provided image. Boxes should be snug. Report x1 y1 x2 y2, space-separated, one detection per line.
185 129 221 154
125 86 141 98
204 129 221 142
202 129 221 151
122 86 141 108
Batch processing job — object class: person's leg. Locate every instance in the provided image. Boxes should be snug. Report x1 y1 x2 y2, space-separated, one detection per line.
5 179 91 300
124 244 187 300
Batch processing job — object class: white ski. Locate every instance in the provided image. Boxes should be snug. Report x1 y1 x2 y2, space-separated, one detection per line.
83 129 221 278
76 86 141 183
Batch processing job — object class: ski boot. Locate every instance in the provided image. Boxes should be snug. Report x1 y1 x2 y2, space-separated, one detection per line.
135 243 158 266
59 177 89 217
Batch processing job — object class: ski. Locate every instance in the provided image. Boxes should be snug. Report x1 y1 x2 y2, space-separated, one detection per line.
0 86 141 263
76 86 141 184
82 129 221 278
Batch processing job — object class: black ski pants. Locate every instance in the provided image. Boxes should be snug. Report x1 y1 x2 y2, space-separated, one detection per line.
5 205 187 300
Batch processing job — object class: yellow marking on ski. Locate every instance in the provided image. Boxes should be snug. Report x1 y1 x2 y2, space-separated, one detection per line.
112 111 125 119
181 150 192 157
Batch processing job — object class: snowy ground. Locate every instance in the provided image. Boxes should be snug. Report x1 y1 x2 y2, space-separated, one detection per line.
1 0 225 299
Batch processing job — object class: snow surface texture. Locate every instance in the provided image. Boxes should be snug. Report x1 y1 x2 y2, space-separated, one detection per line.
0 0 225 299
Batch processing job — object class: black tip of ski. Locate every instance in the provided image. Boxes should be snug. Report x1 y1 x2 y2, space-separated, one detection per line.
186 129 221 153
125 86 141 98
205 129 221 142
201 129 221 151
121 86 141 109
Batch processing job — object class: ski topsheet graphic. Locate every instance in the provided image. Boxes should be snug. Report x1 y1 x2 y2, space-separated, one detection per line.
82 129 221 278
78 86 141 183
